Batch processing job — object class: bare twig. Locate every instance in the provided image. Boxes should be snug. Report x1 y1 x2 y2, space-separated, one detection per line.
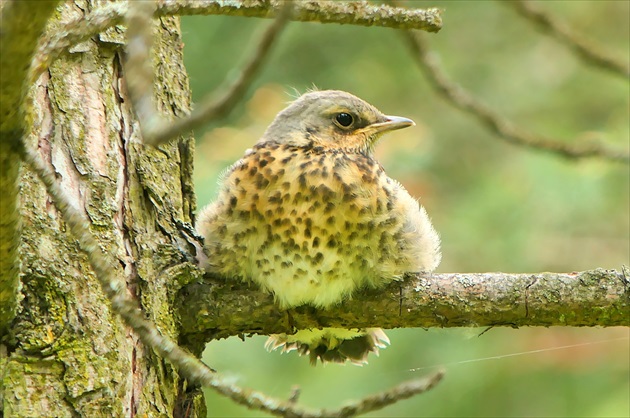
30 1 128 85
179 269 629 344
402 31 629 163
21 140 444 416
124 1 161 142
508 0 629 79
155 0 292 145
32 1 442 84
125 0 292 146
318 370 443 418
288 386 302 404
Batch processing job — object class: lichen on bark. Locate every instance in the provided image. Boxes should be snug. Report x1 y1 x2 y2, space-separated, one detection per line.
2 1 197 416
177 269 629 348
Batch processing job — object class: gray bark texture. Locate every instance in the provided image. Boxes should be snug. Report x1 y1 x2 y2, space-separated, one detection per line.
178 269 629 350
1 1 202 416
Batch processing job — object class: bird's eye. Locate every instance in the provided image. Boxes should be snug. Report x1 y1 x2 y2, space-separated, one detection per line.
335 113 354 128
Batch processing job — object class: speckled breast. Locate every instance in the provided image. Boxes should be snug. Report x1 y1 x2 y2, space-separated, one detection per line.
200 142 422 308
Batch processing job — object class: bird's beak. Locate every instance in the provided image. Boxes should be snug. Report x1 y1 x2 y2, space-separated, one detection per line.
359 115 415 136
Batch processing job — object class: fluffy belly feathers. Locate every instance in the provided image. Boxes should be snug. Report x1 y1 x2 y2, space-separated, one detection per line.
197 143 440 308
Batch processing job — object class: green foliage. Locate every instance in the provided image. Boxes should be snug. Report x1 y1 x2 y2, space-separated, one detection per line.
183 1 629 416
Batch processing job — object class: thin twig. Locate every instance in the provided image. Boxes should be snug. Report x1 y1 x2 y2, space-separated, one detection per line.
508 0 629 79
288 386 301 404
126 0 293 146
319 370 444 418
152 0 292 145
32 1 442 86
124 1 161 143
21 140 444 416
401 30 629 163
30 1 128 85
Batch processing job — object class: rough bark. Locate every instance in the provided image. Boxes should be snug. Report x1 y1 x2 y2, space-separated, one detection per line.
0 0 61 336
178 269 630 350
1 1 201 416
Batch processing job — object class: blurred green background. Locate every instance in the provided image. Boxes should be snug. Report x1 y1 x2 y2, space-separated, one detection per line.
181 1 629 416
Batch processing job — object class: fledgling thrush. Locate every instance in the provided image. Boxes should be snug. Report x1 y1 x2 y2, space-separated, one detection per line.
197 90 441 365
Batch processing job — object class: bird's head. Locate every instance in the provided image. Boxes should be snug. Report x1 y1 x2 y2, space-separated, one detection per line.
260 90 414 154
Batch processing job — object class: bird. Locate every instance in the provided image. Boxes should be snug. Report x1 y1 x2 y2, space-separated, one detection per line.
196 89 441 365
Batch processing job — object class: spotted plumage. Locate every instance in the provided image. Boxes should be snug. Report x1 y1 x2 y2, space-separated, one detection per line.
197 90 441 365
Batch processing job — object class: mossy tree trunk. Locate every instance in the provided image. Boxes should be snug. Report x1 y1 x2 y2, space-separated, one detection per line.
1 1 202 416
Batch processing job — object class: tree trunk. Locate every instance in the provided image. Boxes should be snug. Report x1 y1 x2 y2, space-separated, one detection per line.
1 1 202 416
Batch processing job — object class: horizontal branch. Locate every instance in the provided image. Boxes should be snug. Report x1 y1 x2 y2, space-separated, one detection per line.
177 268 629 347
33 0 442 84
164 0 442 31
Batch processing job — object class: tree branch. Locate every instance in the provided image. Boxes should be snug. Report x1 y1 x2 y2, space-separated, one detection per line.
315 371 443 418
32 0 442 84
401 30 630 164
125 0 292 146
164 0 442 31
507 0 630 79
178 269 629 346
